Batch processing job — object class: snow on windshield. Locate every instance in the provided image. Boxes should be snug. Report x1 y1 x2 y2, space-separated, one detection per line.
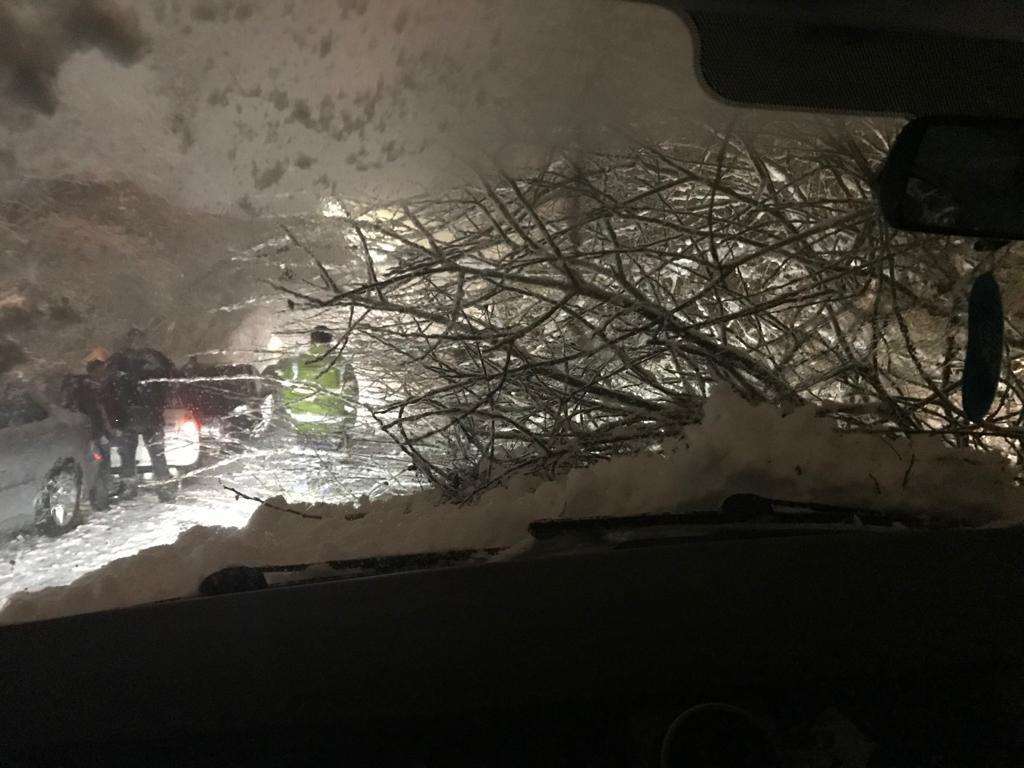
2 0 706 213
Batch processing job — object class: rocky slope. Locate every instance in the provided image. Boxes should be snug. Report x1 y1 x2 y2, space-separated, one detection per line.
0 178 284 381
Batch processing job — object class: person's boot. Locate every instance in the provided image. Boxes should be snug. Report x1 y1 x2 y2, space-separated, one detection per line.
121 477 139 500
155 478 178 503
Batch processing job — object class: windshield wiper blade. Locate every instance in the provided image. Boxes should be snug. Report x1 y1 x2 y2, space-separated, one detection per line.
197 496 966 597
198 547 504 597
527 493 950 543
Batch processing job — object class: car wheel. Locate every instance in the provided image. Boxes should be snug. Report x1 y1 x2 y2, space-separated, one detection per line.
36 459 84 535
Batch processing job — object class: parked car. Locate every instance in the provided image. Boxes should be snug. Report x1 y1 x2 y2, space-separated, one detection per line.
175 357 272 450
0 386 104 537
107 405 202 476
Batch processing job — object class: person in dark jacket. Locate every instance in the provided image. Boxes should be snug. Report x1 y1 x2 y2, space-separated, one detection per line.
71 347 116 439
59 347 118 509
101 345 177 501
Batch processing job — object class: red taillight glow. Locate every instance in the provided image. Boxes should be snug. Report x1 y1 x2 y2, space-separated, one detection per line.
92 452 103 462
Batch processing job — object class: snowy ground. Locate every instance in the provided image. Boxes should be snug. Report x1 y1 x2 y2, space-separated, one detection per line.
0 426 420 609
5 388 1023 625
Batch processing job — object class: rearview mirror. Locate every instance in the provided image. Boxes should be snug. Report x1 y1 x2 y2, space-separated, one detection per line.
879 117 1024 240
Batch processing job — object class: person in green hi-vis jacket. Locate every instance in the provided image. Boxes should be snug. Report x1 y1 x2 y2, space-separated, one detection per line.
263 326 359 442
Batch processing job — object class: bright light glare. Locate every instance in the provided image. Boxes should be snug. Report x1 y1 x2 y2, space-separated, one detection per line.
165 418 201 467
320 197 346 218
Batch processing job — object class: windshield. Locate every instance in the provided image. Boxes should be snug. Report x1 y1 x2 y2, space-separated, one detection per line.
1 0 1022 624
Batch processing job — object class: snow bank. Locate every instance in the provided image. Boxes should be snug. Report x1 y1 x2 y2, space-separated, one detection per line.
3 388 1022 624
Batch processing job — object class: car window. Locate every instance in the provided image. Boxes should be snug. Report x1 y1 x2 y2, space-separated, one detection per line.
1 1 1023 627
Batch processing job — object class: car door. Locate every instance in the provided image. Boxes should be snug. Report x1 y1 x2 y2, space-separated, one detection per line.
0 391 93 535
0 391 55 534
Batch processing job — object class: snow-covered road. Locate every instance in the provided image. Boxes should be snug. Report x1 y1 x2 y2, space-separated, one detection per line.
0 428 420 609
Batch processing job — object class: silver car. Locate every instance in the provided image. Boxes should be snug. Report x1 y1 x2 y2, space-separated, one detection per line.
0 387 102 537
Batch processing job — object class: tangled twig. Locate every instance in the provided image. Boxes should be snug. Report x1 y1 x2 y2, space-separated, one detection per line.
273 116 1024 500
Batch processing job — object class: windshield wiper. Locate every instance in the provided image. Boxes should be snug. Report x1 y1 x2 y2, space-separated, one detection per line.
527 493 958 545
198 547 503 597
196 495 970 597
